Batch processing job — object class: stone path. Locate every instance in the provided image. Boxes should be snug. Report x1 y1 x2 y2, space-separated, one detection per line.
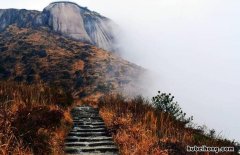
65 105 119 155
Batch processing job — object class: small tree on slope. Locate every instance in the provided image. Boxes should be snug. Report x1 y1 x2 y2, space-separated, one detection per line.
152 91 193 124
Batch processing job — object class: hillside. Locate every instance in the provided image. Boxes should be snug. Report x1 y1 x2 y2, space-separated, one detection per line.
0 26 143 99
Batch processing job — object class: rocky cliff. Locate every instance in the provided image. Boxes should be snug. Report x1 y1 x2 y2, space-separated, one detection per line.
0 2 115 51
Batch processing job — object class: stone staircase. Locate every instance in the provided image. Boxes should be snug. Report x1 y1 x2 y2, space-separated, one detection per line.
65 105 119 155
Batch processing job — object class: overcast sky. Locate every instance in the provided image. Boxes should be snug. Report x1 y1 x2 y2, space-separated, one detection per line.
1 0 240 141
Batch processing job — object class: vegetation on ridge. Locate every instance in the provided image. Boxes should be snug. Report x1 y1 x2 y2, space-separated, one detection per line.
98 93 239 155
0 26 143 99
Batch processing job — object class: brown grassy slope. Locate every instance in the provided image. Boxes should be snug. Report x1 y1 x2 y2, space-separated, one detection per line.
0 26 143 99
97 94 237 155
0 82 73 154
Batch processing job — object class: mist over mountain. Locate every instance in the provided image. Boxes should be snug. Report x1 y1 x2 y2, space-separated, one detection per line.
98 0 240 142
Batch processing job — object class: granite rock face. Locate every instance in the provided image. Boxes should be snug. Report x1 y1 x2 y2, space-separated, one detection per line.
43 2 92 43
0 9 41 30
0 2 115 51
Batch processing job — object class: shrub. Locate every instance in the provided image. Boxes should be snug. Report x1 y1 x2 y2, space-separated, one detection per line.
152 91 193 123
95 83 111 93
38 50 47 58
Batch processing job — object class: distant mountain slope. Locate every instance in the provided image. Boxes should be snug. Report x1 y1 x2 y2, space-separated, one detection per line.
0 26 143 98
0 2 115 51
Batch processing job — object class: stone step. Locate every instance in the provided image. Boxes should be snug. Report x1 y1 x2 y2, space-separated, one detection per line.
73 119 104 121
69 131 108 134
73 117 102 120
73 121 104 125
73 116 99 118
70 130 107 133
73 116 102 119
72 114 99 117
72 112 99 115
75 106 98 109
75 108 99 111
72 126 106 130
65 146 118 154
72 111 99 114
68 132 109 137
73 111 98 113
73 124 105 128
73 124 106 128
71 128 107 132
73 118 103 122
73 124 105 127
72 115 99 117
73 110 97 112
73 120 104 124
65 141 115 147
72 109 98 112
74 122 105 125
65 136 113 143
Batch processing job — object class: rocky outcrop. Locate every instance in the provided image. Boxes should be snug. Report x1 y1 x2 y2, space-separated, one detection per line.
43 2 91 43
0 2 115 51
0 9 41 30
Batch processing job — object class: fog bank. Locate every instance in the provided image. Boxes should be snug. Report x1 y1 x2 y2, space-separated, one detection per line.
83 0 240 141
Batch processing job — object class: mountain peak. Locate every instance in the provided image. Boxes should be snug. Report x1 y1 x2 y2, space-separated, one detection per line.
46 1 88 12
50 1 80 5
48 1 88 10
43 1 92 43
47 1 95 14
0 2 115 51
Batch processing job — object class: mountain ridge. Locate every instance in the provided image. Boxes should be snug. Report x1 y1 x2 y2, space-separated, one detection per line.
0 2 115 51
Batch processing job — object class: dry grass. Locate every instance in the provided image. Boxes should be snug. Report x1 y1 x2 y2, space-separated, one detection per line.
1 26 144 99
72 60 85 71
98 94 237 155
0 81 73 154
